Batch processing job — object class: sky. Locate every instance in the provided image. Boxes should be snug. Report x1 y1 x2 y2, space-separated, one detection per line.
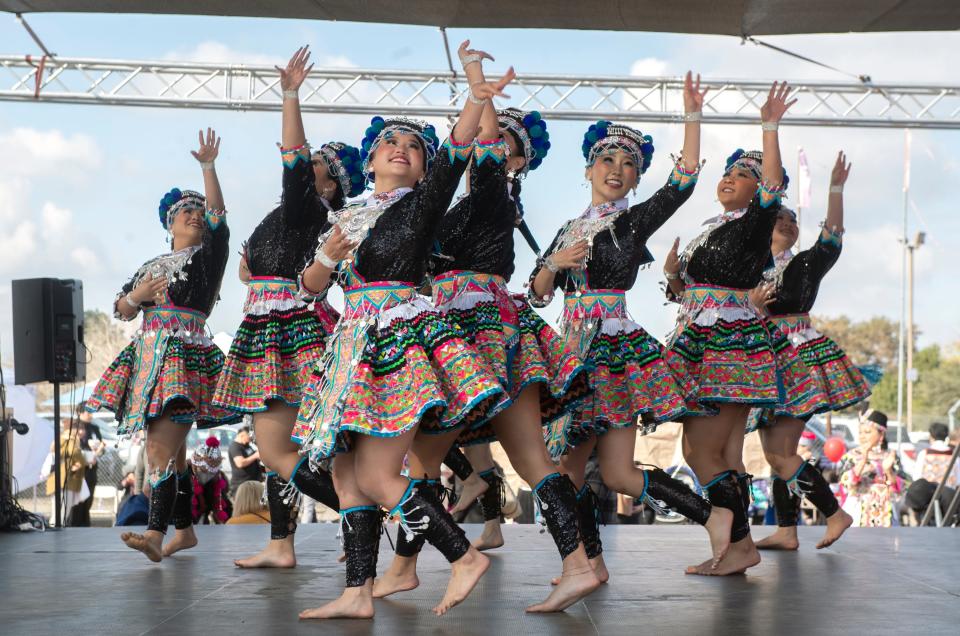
1 12 958 369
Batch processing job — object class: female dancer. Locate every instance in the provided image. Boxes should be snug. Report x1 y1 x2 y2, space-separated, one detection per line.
838 410 900 527
292 40 514 619
750 151 865 550
86 128 238 562
529 72 732 581
663 82 826 575
376 91 600 612
213 47 365 569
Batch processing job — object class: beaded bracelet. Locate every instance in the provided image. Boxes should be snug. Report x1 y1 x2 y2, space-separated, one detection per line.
282 90 299 99
761 121 779 132
315 249 340 270
683 111 702 122
459 53 482 68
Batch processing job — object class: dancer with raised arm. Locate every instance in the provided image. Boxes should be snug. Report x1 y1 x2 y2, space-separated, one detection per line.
750 151 865 550
662 82 827 575
529 73 732 583
86 129 238 562
292 40 514 620
211 47 366 569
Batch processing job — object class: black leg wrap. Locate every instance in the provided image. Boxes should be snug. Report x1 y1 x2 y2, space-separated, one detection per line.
705 471 750 543
342 506 381 587
266 472 297 540
443 447 474 481
770 477 800 528
146 468 177 535
644 468 712 526
576 485 603 559
737 472 753 517
393 480 470 564
535 473 581 560
291 457 340 512
394 479 438 558
794 462 840 518
170 469 194 530
478 469 504 522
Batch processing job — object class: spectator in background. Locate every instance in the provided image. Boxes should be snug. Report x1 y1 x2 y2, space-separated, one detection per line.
839 410 900 527
71 404 106 527
227 481 270 525
47 418 87 526
228 426 262 496
191 436 232 525
904 422 959 525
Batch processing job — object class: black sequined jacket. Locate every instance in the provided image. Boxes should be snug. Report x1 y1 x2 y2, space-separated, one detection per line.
766 234 841 315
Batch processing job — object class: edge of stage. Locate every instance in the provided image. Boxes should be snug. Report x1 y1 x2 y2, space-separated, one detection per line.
2 524 958 636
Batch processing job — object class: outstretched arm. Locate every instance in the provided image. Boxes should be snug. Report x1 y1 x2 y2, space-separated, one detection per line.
823 150 850 238
451 40 515 145
759 81 796 189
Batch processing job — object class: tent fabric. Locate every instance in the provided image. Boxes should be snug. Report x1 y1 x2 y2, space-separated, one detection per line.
2 1 958 36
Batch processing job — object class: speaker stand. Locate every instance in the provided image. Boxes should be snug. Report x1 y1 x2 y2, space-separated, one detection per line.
52 381 62 528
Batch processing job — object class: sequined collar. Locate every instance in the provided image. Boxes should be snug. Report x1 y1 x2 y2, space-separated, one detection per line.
133 245 202 287
763 248 796 283
582 197 628 219
678 207 750 282
555 198 630 259
320 187 412 259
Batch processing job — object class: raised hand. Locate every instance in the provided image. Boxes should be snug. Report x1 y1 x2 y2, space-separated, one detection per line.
190 128 221 163
830 151 852 187
664 237 681 275
457 39 495 69
760 81 797 123
276 46 314 93
683 71 709 113
471 66 516 101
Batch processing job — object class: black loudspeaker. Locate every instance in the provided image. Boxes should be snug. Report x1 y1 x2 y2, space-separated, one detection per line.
11 278 85 385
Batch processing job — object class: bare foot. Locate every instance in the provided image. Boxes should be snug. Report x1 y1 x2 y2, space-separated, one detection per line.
551 554 609 586
816 509 853 549
300 581 374 620
685 539 760 576
373 556 420 598
121 530 163 563
235 537 297 569
755 526 800 551
450 473 490 514
704 506 734 563
162 526 198 557
527 565 601 613
471 520 504 552
433 548 490 616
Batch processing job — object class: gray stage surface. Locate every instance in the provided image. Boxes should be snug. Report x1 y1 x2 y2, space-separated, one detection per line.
1 524 958 636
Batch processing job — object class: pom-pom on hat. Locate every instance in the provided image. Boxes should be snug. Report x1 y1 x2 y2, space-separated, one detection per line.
582 121 654 183
316 141 366 198
724 149 790 189
191 435 223 473
358 116 440 181
497 108 551 177
158 188 205 230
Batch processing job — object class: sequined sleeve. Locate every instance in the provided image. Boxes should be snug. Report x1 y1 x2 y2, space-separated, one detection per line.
411 134 474 234
470 138 509 211
789 234 842 289
628 162 700 244
526 225 566 307
188 211 231 314
281 154 326 228
112 275 138 321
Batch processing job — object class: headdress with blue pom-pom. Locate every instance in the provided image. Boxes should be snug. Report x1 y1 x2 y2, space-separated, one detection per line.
724 149 790 188
358 116 440 181
316 141 366 198
158 188 205 231
497 108 550 177
581 121 654 184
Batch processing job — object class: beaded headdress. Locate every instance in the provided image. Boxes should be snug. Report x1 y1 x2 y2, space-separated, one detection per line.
582 120 655 184
158 188 205 230
724 149 790 188
316 141 366 198
359 116 440 180
497 108 551 177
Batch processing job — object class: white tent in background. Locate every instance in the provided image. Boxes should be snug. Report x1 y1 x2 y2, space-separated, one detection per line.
213 332 234 354
2 368 51 493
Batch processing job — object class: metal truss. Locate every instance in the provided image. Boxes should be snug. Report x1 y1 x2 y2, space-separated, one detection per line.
3 55 960 129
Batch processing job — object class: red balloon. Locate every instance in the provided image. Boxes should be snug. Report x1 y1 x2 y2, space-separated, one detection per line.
823 437 846 463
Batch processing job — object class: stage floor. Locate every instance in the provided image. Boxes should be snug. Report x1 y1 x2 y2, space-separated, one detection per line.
2 524 958 635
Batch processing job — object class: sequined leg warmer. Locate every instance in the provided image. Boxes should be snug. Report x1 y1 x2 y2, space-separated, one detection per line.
444 447 474 481
534 473 581 560
704 470 750 542
576 485 603 559
643 468 712 526
146 461 177 535
265 471 298 540
168 468 194 530
770 477 801 527
341 506 382 587
478 469 504 522
394 478 439 558
289 455 340 512
787 462 839 518
736 472 753 519
390 479 470 564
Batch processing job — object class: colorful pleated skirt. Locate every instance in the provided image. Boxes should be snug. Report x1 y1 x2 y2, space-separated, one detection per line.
86 305 241 436
291 278 506 461
545 289 689 456
431 270 591 446
212 277 338 413
665 284 827 419
746 313 870 431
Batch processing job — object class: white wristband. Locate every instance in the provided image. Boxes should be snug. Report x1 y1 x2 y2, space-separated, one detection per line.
544 255 560 273
124 293 140 309
467 91 488 106
316 249 340 270
283 90 299 100
199 161 215 172
761 121 779 132
459 53 482 68
829 185 844 194
683 111 702 122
